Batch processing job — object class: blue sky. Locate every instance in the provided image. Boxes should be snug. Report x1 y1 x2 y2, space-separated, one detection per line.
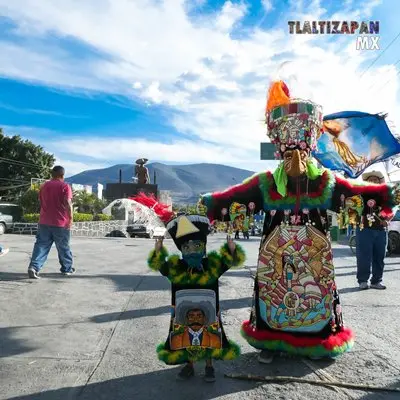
0 0 399 177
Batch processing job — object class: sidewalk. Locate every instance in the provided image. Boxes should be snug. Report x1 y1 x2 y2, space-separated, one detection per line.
0 234 399 400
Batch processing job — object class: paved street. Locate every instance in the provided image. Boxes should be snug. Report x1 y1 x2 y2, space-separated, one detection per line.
0 234 399 400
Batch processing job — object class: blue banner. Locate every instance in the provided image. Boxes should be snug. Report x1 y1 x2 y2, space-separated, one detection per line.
312 111 400 178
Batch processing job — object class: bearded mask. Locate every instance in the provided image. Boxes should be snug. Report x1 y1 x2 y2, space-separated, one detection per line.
283 149 309 177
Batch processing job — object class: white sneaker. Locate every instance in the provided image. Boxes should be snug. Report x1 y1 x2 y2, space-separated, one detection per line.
258 350 274 364
0 248 9 257
359 282 369 290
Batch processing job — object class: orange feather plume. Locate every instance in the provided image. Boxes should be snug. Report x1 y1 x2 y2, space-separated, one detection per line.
266 80 291 113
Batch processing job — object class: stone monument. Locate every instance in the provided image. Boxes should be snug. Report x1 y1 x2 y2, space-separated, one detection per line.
134 158 150 184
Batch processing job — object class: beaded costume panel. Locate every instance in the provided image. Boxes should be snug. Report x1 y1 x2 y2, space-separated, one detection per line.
257 225 334 333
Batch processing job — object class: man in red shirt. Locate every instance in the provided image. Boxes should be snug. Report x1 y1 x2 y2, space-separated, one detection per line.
28 166 74 279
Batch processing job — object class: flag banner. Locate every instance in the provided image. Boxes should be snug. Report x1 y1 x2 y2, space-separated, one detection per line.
312 111 400 178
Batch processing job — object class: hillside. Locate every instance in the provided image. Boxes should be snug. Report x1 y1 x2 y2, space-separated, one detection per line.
67 162 256 203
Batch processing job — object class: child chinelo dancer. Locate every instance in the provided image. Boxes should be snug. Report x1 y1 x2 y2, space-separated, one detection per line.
134 193 245 382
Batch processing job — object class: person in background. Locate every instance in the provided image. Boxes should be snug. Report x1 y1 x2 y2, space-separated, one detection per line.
356 171 390 290
27 166 74 279
0 245 9 257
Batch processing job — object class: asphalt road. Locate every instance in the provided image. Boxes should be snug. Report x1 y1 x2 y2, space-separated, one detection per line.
0 234 399 400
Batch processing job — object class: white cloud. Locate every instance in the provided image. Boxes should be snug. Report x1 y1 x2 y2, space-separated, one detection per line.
215 1 248 32
261 0 274 12
143 81 163 104
55 158 108 177
0 0 398 176
50 137 256 164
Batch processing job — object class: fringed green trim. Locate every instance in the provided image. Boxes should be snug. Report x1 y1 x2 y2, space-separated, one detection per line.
167 254 181 268
156 340 241 365
219 243 246 269
147 246 169 271
167 251 221 285
259 169 335 210
240 327 354 358
273 163 288 197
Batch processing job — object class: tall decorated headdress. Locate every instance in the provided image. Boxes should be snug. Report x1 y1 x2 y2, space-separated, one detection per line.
166 215 211 250
265 81 324 159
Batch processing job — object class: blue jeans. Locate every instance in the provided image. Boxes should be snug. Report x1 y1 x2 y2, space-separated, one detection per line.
356 228 387 284
29 224 73 272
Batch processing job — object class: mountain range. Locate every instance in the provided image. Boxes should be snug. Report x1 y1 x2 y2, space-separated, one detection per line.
67 162 256 203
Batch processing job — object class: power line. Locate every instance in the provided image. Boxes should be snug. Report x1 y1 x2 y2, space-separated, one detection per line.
366 58 400 92
0 177 30 183
0 156 45 169
360 30 400 78
0 183 30 191
373 69 400 96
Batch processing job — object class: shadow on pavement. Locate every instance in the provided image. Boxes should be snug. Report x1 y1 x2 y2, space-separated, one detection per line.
90 297 252 324
224 269 253 278
359 379 400 400
336 268 400 278
6 366 260 400
338 286 362 294
0 271 30 281
332 248 354 258
0 327 36 358
6 352 331 400
0 271 171 292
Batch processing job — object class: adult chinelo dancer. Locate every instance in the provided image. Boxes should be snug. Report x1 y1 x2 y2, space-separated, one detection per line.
198 81 400 363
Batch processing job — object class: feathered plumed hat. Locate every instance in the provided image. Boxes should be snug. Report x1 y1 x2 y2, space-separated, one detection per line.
130 192 175 223
265 81 323 159
166 214 211 250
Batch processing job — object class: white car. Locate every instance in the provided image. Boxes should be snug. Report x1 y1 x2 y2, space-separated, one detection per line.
388 210 400 254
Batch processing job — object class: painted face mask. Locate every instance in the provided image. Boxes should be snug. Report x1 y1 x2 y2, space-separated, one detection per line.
181 240 206 271
283 149 309 177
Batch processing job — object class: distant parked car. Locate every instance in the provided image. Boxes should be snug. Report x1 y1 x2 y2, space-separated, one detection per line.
127 223 148 238
387 210 400 254
126 224 167 239
0 203 23 234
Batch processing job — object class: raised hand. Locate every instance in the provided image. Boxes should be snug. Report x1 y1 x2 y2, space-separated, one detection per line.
227 236 236 254
154 238 164 252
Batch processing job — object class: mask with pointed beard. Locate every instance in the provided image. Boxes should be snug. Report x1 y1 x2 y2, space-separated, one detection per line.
283 149 309 177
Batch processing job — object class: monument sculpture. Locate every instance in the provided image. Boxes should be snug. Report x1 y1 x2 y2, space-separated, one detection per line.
134 158 150 184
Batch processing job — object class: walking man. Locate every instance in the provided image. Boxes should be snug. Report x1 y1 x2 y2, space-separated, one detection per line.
356 171 389 290
28 166 74 279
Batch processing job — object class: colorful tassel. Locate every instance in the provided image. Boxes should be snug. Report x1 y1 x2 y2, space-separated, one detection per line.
156 340 241 365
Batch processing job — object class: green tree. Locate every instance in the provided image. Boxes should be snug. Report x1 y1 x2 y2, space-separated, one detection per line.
19 188 40 214
0 129 55 201
73 190 107 214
